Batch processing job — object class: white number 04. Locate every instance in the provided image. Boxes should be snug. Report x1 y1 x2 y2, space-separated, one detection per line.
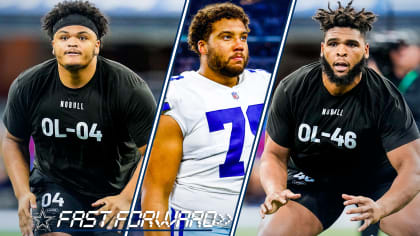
41 192 64 207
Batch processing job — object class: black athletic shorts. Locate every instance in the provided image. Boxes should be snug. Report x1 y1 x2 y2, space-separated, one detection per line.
287 169 393 230
30 169 120 236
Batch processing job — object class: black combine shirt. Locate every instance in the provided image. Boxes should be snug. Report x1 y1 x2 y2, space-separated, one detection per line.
3 56 157 198
267 61 419 187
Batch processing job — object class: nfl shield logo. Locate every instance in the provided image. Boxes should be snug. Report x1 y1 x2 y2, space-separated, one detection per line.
232 91 239 99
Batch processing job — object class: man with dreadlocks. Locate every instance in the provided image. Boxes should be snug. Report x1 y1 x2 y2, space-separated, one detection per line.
258 1 420 235
1 1 156 235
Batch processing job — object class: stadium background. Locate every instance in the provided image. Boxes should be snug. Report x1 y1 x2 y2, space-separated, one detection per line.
0 0 419 235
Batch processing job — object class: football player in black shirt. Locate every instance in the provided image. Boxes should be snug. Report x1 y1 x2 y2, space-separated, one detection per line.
1 1 156 236
258 1 420 235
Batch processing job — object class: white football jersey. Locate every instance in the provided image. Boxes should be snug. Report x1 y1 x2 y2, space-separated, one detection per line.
164 69 270 218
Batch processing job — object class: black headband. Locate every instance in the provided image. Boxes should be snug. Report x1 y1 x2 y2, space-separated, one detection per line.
52 14 99 38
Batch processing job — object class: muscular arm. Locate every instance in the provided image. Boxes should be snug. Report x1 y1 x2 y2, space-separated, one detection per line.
2 129 36 236
91 145 147 229
259 135 300 217
260 134 290 194
378 139 420 216
2 129 30 198
119 145 146 200
344 139 420 231
141 115 183 235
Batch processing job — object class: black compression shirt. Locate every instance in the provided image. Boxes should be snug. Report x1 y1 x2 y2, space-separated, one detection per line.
3 56 157 198
267 61 419 185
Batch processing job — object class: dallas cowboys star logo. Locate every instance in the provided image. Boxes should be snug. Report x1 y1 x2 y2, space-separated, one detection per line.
33 208 54 232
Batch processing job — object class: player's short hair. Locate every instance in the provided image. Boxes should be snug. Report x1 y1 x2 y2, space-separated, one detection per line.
313 0 377 37
42 1 109 40
188 2 250 55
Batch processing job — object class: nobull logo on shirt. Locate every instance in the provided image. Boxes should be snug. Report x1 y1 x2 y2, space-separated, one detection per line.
322 108 343 116
60 100 84 110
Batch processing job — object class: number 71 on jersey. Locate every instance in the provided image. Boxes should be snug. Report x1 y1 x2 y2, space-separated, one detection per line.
206 104 263 178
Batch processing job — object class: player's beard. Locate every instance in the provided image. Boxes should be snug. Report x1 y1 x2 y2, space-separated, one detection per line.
207 47 249 77
60 48 97 72
320 55 366 86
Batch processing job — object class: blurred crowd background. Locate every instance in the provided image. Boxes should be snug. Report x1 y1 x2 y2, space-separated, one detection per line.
0 0 419 235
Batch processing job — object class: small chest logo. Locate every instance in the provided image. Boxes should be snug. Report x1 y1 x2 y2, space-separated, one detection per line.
322 108 343 116
60 100 84 110
231 91 239 99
